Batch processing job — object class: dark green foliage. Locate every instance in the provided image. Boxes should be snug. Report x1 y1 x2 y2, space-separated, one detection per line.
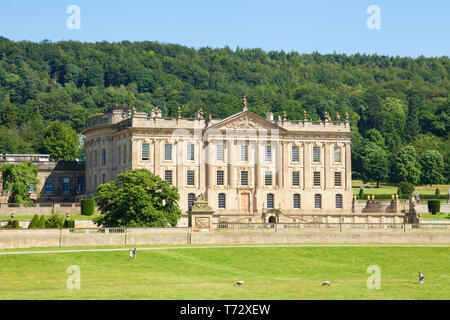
37 215 46 229
81 198 95 215
45 214 65 228
435 188 441 196
359 188 364 200
392 146 421 185
0 161 39 203
64 219 75 228
94 169 181 227
0 40 448 180
42 121 79 161
419 150 446 186
427 200 441 215
398 182 415 196
10 219 19 228
28 214 40 229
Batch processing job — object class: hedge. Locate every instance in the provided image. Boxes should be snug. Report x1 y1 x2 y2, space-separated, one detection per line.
81 198 95 216
28 215 40 229
428 201 441 215
37 215 46 229
353 193 447 200
10 220 19 229
64 219 75 228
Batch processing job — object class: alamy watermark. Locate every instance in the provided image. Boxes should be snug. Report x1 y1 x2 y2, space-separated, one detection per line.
66 265 81 290
366 265 381 290
66 5 81 30
366 5 381 30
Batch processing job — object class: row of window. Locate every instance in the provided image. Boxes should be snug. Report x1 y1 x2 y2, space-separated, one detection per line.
187 193 343 210
44 178 85 194
142 143 343 163
162 169 343 187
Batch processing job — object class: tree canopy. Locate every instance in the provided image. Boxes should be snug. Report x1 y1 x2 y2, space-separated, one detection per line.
0 39 448 184
0 161 39 203
94 169 181 227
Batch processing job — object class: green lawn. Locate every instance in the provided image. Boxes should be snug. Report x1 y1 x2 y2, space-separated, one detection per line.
421 213 450 219
0 245 448 300
352 181 449 196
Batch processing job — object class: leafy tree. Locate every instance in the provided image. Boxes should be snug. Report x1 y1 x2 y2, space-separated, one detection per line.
397 182 415 196
94 169 181 227
0 161 39 203
0 94 18 129
42 121 79 161
392 146 421 184
45 214 65 228
360 142 389 188
419 150 445 186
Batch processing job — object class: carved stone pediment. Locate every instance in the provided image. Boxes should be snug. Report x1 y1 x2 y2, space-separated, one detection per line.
208 111 285 132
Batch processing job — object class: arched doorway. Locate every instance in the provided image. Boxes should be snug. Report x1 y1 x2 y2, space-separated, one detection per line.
268 216 277 224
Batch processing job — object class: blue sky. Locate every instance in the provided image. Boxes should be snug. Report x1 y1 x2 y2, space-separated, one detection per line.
0 0 448 57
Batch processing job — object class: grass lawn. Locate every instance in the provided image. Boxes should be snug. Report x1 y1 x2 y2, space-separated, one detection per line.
352 181 449 196
421 213 450 220
0 245 449 300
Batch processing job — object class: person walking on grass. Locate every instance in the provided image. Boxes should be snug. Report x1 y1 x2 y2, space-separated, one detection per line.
419 272 424 285
133 248 136 260
129 249 133 262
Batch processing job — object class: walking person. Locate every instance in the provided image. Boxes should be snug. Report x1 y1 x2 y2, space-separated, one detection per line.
419 272 424 285
129 249 133 262
133 248 136 260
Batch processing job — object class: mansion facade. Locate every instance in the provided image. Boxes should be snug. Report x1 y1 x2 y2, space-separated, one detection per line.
82 101 353 225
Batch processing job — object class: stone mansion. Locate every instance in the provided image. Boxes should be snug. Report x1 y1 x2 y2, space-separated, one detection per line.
82 99 353 225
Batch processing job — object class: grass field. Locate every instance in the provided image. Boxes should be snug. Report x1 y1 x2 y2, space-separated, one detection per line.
352 181 449 195
0 245 449 300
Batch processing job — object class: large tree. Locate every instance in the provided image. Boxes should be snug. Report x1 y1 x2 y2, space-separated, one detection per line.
419 150 445 186
0 161 39 203
360 142 390 188
94 169 181 227
392 146 422 184
42 121 79 161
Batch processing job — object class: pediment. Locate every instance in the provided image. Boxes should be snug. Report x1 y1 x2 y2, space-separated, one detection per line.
207 111 285 131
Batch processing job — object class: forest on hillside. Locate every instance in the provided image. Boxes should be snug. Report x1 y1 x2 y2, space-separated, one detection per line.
0 37 448 185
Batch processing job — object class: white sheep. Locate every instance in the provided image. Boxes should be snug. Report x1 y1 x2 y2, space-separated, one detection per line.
234 280 244 287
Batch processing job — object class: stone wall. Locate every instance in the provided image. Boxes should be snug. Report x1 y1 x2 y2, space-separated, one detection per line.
0 227 449 249
0 204 100 216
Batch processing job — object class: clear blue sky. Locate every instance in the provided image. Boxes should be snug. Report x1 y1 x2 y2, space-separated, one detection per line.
0 0 448 57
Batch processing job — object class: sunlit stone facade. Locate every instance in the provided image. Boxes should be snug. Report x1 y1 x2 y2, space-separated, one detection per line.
83 102 353 225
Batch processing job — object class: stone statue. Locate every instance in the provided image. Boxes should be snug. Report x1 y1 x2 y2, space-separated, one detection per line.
303 110 308 121
335 112 341 121
177 107 182 119
243 96 248 111
282 111 287 121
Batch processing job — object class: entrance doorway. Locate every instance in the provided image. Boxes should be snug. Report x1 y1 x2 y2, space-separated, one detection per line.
241 193 250 213
268 216 277 224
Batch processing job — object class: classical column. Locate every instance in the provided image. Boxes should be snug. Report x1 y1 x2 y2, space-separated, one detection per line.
227 139 236 188
199 139 206 189
154 139 161 177
304 142 311 189
282 141 288 187
345 141 352 191
324 142 331 190
255 141 262 188
276 141 282 187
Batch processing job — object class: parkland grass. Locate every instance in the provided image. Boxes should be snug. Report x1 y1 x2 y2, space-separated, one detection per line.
0 245 448 300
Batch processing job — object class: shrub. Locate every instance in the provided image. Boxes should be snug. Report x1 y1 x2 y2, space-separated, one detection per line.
435 188 440 196
398 182 415 196
46 214 65 228
359 188 364 200
81 198 95 216
427 200 441 215
64 219 75 228
37 215 46 228
28 214 40 229
10 219 19 229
